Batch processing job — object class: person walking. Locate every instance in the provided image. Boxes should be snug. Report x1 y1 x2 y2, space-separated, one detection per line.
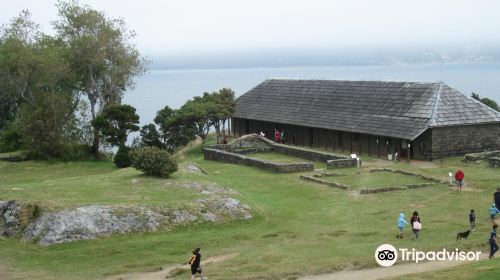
455 169 465 191
494 188 500 210
281 130 286 144
274 129 281 143
490 203 500 223
397 212 410 239
469 209 476 231
188 248 204 280
489 224 498 259
410 211 422 240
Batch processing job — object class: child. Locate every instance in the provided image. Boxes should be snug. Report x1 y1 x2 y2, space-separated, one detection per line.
455 169 464 191
274 129 281 143
489 224 498 259
411 211 421 240
469 209 476 231
188 248 204 280
397 213 409 239
490 203 500 223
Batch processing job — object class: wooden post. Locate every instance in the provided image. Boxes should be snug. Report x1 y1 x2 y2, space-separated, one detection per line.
377 138 380 159
407 142 411 163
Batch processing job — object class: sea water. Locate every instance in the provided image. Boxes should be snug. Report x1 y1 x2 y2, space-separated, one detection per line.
123 63 500 125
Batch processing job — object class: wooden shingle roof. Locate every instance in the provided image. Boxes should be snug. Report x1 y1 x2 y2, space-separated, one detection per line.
233 79 500 140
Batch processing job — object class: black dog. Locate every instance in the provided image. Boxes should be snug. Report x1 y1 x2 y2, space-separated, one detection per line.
457 230 471 241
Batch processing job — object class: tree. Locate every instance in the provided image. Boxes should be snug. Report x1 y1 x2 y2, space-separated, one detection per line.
177 94 219 143
471 92 499 112
0 10 75 131
208 88 235 143
54 1 147 158
140 123 163 148
92 104 140 147
0 10 76 157
17 91 75 158
153 106 194 152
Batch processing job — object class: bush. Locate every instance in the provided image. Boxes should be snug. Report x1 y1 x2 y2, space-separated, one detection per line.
0 123 23 152
130 147 177 177
114 146 132 168
58 143 93 161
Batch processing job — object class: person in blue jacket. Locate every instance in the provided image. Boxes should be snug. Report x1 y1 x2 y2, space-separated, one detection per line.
489 224 498 259
397 213 409 239
490 203 500 223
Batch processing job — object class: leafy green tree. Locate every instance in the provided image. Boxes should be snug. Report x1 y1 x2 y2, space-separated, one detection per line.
0 10 77 157
140 123 163 148
177 94 220 143
92 104 140 147
54 1 147 158
471 92 499 112
17 91 75 159
113 145 131 168
153 106 194 152
0 10 75 131
208 88 235 142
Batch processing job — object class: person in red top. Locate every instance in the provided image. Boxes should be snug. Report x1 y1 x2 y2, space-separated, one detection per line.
274 129 281 143
455 169 465 191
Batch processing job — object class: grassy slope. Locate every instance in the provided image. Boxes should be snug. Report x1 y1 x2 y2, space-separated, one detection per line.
1 144 500 279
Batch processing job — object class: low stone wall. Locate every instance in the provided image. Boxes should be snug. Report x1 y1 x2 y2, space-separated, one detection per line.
464 150 500 161
327 158 360 169
360 183 435 194
489 157 500 168
312 172 345 178
205 134 356 172
299 175 352 190
203 148 314 173
272 144 344 162
301 170 438 194
369 168 448 184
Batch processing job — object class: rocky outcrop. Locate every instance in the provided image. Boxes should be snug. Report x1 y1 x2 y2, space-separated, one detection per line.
179 163 207 175
0 152 28 162
23 205 168 245
170 182 239 195
18 195 252 246
0 200 23 237
197 196 252 221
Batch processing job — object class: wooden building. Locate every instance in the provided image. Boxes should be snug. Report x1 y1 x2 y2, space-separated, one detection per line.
231 79 500 160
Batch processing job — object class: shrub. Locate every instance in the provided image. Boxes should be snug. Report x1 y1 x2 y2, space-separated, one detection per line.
58 143 93 161
0 123 23 152
114 146 132 168
130 147 177 177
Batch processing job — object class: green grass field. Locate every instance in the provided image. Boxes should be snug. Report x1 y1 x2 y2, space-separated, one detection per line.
1 142 500 280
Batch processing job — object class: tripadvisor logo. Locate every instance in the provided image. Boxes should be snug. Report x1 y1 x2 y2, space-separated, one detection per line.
375 244 481 267
375 244 398 267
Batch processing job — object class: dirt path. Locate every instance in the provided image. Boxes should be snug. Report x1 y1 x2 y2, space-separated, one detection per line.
105 253 237 280
300 255 488 280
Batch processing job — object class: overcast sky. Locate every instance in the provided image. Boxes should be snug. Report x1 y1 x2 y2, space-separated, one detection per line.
1 0 500 56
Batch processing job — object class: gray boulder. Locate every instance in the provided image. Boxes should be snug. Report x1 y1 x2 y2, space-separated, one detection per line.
0 200 23 237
